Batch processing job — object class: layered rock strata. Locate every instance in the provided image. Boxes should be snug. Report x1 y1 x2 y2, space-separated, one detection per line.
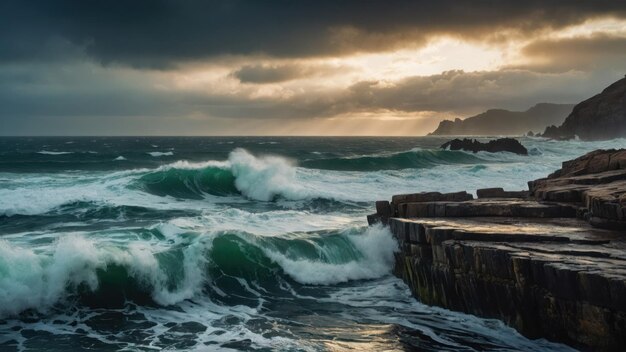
369 149 626 351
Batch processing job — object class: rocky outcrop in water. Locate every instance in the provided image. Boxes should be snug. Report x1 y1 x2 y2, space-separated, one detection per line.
440 138 528 155
368 149 626 351
429 103 573 136
542 76 626 140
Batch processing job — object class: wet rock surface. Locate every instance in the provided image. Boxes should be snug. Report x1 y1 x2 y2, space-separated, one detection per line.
440 138 528 155
530 149 626 230
370 149 626 351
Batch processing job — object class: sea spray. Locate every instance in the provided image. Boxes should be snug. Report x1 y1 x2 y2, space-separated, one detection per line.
0 233 211 316
259 224 398 284
0 224 396 316
228 148 309 201
0 236 103 316
138 149 322 201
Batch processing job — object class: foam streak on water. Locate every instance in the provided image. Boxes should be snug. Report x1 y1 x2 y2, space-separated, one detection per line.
1 136 621 351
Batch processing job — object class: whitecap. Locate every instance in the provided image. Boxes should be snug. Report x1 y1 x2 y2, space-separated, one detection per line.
0 233 212 316
261 225 398 285
37 150 73 155
148 151 174 157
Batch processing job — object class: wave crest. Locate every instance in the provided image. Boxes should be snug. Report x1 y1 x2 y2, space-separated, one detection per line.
137 149 316 201
0 225 397 317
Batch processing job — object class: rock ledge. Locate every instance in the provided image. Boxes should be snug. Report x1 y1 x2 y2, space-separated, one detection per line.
369 149 626 351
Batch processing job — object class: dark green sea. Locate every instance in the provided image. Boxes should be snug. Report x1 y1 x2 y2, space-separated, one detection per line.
2 136 623 351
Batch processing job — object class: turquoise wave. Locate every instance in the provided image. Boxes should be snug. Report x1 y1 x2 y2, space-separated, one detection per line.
0 226 395 315
300 149 484 171
135 166 239 199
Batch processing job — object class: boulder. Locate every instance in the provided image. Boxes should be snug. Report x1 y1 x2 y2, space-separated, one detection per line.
441 138 528 155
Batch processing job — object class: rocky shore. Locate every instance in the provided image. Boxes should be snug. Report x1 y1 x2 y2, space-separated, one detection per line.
368 149 626 351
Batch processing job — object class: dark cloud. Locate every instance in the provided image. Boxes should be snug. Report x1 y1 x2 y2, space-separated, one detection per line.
232 63 348 83
0 58 622 135
1 1 626 135
0 62 181 118
516 34 626 72
0 60 615 119
261 69 616 118
1 1 625 68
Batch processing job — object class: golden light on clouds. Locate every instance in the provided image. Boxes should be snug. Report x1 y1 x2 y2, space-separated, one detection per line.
553 17 626 39
140 16 626 136
171 17 626 97
4 3 626 136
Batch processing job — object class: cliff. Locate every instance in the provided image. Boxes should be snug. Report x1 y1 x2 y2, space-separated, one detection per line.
542 77 626 140
429 103 573 136
368 149 626 351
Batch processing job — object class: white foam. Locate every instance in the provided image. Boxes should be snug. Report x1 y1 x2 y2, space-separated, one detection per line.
152 149 332 202
0 232 214 317
198 207 357 236
262 225 398 285
159 159 228 170
113 155 127 161
0 169 217 217
228 148 313 201
37 150 73 155
148 151 174 157
0 175 110 216
0 235 103 316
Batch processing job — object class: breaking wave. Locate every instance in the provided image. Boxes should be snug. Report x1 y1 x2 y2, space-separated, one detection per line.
137 149 321 201
0 225 396 317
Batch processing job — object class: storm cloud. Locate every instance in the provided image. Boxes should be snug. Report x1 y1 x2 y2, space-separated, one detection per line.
1 1 625 135
1 0 625 67
516 34 626 72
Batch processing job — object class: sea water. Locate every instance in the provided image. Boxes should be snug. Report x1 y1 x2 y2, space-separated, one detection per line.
1 136 623 351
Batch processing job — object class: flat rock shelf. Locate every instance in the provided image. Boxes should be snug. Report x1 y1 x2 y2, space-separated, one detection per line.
369 149 626 351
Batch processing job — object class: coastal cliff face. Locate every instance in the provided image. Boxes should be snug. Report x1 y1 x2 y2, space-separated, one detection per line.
369 149 626 351
429 103 573 136
542 77 626 140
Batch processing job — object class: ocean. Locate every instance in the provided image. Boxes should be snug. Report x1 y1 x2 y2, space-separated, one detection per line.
1 136 624 351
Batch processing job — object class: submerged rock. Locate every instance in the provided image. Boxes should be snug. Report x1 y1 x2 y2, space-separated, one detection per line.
440 138 528 155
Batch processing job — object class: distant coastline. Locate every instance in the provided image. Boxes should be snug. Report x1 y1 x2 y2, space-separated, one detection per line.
429 103 574 136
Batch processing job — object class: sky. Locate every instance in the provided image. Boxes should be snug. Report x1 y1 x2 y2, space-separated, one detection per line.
1 0 626 136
